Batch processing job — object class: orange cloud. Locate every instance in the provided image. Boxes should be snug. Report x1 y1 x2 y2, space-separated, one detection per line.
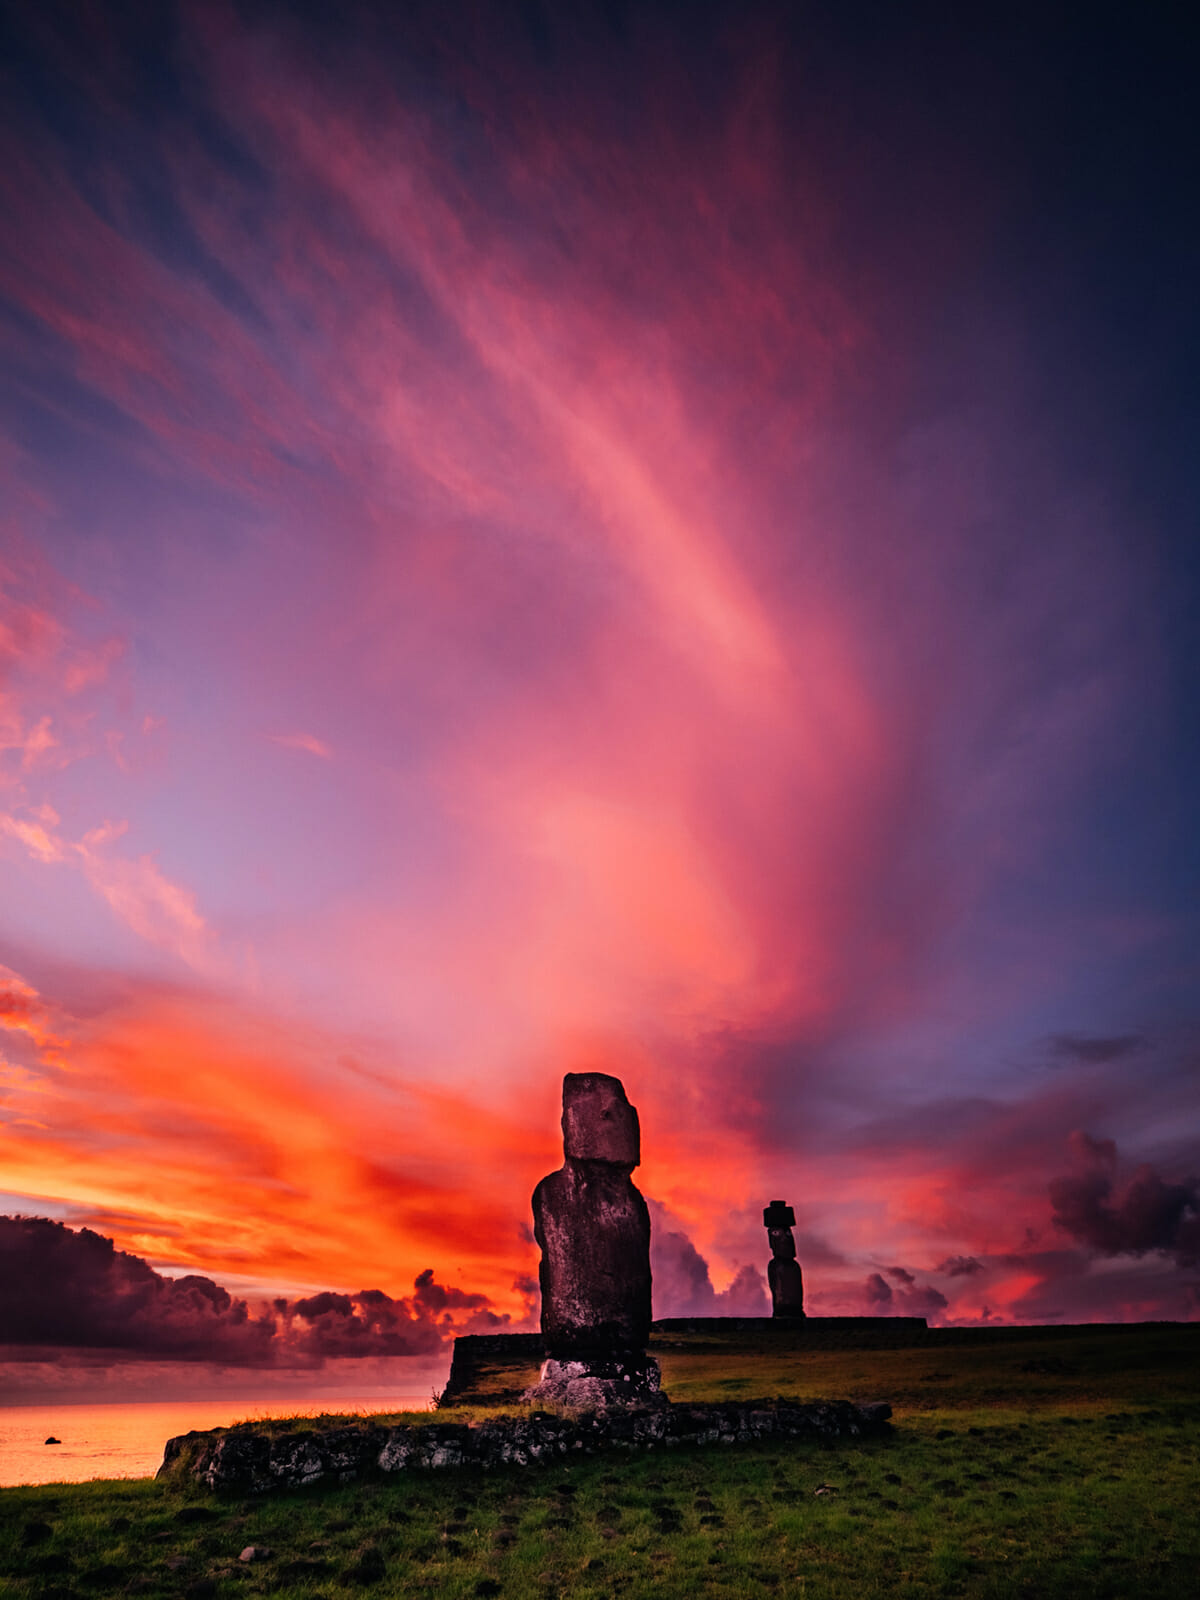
0 973 551 1312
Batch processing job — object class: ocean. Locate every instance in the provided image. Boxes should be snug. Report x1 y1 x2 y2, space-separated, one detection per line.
0 1395 433 1487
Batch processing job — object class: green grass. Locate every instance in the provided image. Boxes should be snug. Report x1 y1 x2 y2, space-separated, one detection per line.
2 1327 1198 1598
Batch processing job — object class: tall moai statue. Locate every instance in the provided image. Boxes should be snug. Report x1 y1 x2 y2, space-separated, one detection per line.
763 1199 805 1318
526 1073 662 1409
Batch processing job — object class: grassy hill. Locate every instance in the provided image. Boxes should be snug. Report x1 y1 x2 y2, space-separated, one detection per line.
2 1322 1197 1598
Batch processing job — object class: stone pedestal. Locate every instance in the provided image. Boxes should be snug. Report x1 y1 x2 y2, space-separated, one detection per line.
526 1353 665 1411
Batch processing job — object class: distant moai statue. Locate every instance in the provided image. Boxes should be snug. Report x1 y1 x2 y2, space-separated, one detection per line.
763 1199 805 1318
526 1073 662 1409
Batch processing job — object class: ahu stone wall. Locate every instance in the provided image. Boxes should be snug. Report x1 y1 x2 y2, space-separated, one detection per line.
159 1398 892 1494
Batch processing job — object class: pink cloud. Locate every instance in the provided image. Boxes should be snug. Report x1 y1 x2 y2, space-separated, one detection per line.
0 3 1192 1335
268 733 332 759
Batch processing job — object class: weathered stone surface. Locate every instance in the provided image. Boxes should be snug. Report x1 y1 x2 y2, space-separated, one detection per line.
159 1398 892 1492
524 1354 665 1411
159 1425 381 1491
561 1072 640 1165
533 1159 651 1358
763 1199 805 1318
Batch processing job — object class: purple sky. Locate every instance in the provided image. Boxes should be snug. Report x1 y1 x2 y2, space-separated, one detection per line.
1 1 1197 1394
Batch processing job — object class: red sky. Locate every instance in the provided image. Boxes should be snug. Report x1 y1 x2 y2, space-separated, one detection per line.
1 1 1198 1393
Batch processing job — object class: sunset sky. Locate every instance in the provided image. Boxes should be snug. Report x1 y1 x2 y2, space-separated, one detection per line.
2 0 1198 1397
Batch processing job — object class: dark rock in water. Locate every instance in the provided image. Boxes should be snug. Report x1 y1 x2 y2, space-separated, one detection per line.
44 1436 61 1444
159 1398 892 1492
530 1072 654 1401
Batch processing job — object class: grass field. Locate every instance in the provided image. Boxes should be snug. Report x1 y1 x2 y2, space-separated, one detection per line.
2 1325 1197 1598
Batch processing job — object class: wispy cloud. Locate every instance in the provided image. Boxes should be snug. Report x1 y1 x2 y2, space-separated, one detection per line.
268 732 332 759
1 809 213 970
76 822 211 970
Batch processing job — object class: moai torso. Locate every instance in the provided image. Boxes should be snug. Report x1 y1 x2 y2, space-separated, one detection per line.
532 1073 652 1359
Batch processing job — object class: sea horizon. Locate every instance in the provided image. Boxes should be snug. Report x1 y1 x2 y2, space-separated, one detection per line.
0 1393 434 1488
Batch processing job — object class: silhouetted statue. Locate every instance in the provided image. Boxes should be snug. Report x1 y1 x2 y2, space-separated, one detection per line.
763 1199 805 1318
526 1073 661 1408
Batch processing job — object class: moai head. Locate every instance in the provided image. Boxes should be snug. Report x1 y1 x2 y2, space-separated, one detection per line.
561 1072 641 1168
763 1200 797 1259
768 1227 797 1260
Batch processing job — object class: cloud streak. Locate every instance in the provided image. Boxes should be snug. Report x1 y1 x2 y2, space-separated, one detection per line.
269 733 332 760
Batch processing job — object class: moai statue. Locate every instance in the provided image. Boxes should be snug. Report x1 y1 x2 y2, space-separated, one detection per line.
763 1199 805 1318
525 1073 662 1409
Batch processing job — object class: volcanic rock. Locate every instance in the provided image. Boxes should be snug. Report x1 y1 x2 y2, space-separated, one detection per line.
528 1073 654 1404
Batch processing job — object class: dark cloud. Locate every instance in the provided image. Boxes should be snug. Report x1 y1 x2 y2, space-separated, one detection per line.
865 1272 892 1306
0 1217 275 1362
1049 1034 1144 1066
411 1270 491 1317
0 1218 501 1363
936 1255 985 1277
1067 1130 1117 1169
511 1273 540 1328
1049 1135 1200 1262
279 1286 446 1357
860 1269 948 1321
647 1201 768 1318
995 1246 1200 1325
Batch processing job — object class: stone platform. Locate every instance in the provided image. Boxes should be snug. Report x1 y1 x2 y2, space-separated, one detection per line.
438 1316 930 1408
159 1397 893 1493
